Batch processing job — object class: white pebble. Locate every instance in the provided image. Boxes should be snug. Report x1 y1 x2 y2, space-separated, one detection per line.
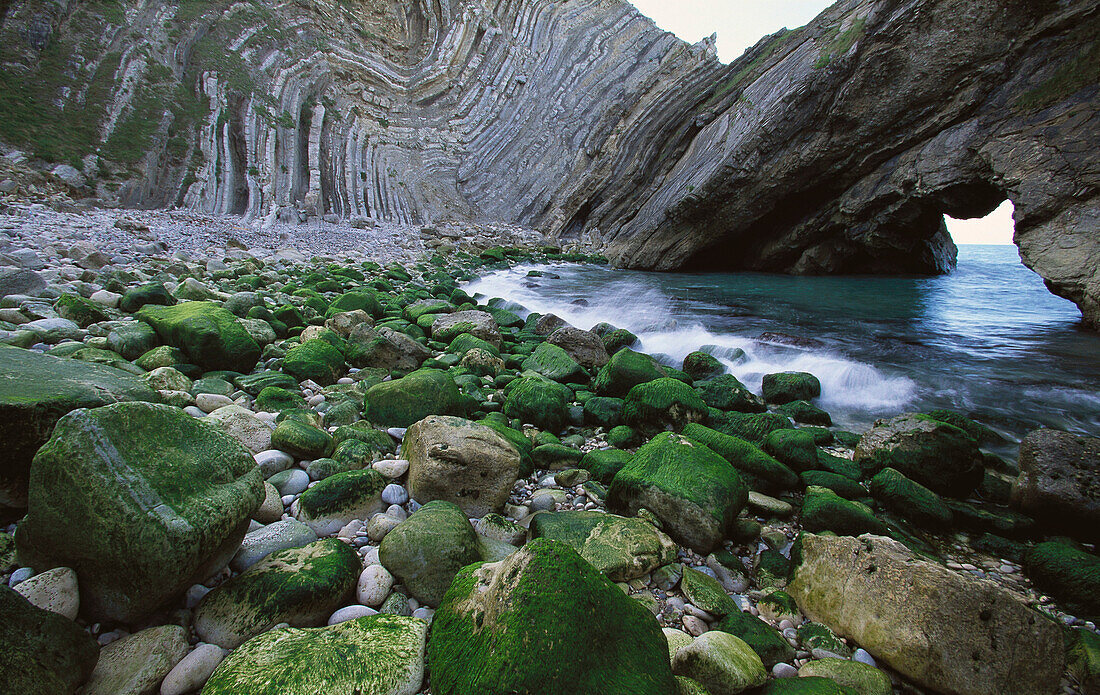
373 459 409 479
357 565 394 607
159 643 228 695
327 605 378 625
853 648 876 666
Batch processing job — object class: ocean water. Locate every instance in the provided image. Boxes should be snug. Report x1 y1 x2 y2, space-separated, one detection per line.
465 245 1100 455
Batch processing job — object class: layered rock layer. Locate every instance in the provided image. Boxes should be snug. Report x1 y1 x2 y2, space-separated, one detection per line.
0 0 1096 323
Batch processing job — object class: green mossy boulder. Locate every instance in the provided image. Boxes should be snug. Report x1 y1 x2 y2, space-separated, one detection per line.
581 449 634 484
756 677 858 695
925 409 998 444
801 486 889 537
236 370 299 395
502 375 571 432
522 341 587 383
529 510 677 581
763 428 819 472
681 566 737 617
801 470 866 499
592 348 665 397
608 425 640 448
56 294 110 327
0 584 100 695
796 622 851 657
584 396 625 428
327 290 383 318
671 631 767 695
294 469 387 535
869 467 953 529
134 345 186 371
602 328 639 354
119 283 176 313
379 500 482 608
282 339 345 386
201 614 427 695
608 432 748 553
16 402 264 623
137 301 261 373
682 423 798 491
271 418 333 459
777 400 832 426
105 321 159 360
1067 627 1100 692
854 413 983 498
711 609 796 668
449 332 500 357
1024 541 1100 618
365 369 465 427
623 377 708 433
682 351 726 381
798 659 891 695
255 386 307 412
194 538 360 649
709 410 792 444
694 374 765 413
761 371 821 404
428 538 676 695
0 345 158 509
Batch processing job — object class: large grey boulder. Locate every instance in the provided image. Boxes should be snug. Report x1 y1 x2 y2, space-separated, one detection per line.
854 413 983 497
788 533 1064 695
547 327 610 368
1011 429 1100 540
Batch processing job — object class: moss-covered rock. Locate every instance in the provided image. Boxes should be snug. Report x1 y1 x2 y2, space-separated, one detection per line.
0 345 158 509
428 538 675 695
798 659 893 695
801 486 889 536
608 432 748 553
602 328 639 354
365 369 465 427
201 614 426 695
711 609 796 668
762 428 819 472
327 290 383 318
1024 541 1100 619
16 402 264 623
756 677 857 695
134 345 186 371
294 469 387 535
431 310 501 346
800 470 866 499
869 467 952 529
236 370 299 395
671 630 766 695
583 396 625 428
709 410 792 444
854 413 983 497
796 622 851 657
694 374 765 413
592 348 666 397
581 448 634 484
607 424 640 448
682 423 798 491
194 538 360 649
1067 627 1100 692
0 584 100 695
137 301 261 373
449 332 500 358
777 399 832 426
502 375 571 432
271 418 333 459
255 386 307 412
681 566 737 617
105 320 159 360
529 510 676 581
282 339 345 386
522 341 587 383
761 371 821 404
379 500 481 608
623 377 708 433
119 283 177 313
682 351 726 381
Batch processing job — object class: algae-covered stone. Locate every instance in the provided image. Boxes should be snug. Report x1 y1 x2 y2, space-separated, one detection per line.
695 374 765 413
529 510 676 581
681 566 737 617
683 423 798 491
757 678 856 694
294 469 387 535
869 467 952 529
0 584 100 695
195 538 360 649
584 396 625 428
82 624 189 695
403 415 521 517
432 310 501 346
777 400 832 426
201 614 426 695
120 283 176 313
328 290 384 318
137 301 260 373
0 345 157 509
16 402 264 623
365 369 465 427
593 348 666 397
854 413 983 497
522 341 587 382
282 339 345 386
106 320 159 360
671 631 767 695
682 351 726 381
709 410 792 444
379 500 481 608
608 432 748 553
231 519 319 572
798 658 892 695
255 386 307 412
761 372 821 404
1023 541 1100 619
1067 627 1100 692
788 533 1064 695
801 486 888 536
581 448 634 484
712 609 796 668
272 418 333 459
762 428 819 472
623 377 708 432
429 538 675 695
503 375 571 432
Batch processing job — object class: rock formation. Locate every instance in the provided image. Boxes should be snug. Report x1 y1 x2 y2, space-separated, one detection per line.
0 0 1097 324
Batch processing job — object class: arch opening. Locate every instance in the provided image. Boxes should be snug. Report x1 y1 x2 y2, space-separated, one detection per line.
944 199 1015 247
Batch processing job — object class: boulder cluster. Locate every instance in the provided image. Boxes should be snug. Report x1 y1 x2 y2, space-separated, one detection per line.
0 237 1098 695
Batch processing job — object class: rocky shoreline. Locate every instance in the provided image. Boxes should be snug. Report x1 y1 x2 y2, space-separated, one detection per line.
0 204 1098 695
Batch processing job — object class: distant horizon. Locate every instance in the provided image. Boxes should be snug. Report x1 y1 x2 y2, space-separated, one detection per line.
627 0 1017 246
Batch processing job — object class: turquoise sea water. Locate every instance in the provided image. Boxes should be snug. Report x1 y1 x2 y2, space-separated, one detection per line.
466 245 1100 454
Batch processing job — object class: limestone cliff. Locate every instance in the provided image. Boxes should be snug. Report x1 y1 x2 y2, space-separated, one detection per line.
0 0 1097 325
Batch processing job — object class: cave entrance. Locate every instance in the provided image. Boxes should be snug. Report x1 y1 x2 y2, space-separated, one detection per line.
944 199 1015 247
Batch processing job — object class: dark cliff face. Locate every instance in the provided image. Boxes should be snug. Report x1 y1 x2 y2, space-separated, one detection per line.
0 0 1096 326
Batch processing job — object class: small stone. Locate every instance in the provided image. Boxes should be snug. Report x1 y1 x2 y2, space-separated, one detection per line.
8 567 33 586
270 468 310 495
159 643 229 695
367 513 402 541
382 483 409 505
373 458 409 479
327 604 378 625
772 662 798 678
185 584 211 609
195 393 234 413
853 648 876 666
357 564 395 607
387 427 406 439
683 615 708 636
529 493 556 512
13 566 79 619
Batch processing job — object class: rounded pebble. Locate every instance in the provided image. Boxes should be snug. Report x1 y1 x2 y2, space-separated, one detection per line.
853 648 876 666
160 643 229 695
381 483 409 505
327 605 378 625
357 565 395 607
772 663 798 678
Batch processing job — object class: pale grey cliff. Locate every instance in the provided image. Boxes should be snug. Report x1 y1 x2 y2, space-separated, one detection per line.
0 0 1097 325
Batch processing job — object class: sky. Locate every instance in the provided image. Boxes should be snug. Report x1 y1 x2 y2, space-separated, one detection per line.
626 0 1016 245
